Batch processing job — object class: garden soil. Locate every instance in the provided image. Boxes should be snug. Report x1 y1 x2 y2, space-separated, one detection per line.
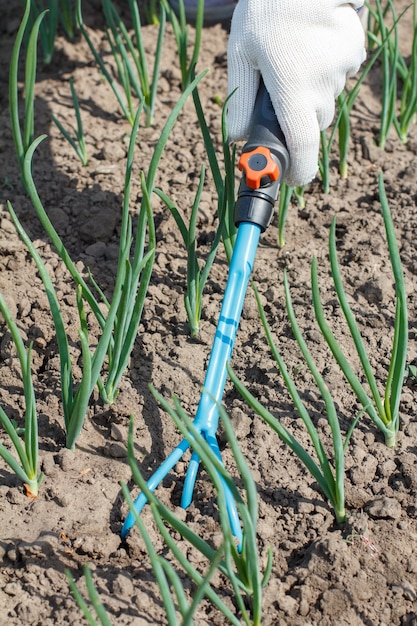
1 2 417 624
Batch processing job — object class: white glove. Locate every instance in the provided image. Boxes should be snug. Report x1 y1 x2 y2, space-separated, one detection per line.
227 0 366 187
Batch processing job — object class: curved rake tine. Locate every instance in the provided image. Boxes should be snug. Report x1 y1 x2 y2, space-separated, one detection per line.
121 437 190 539
181 449 201 507
181 432 242 544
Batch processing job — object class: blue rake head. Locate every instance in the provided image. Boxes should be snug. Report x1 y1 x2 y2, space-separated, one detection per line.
121 79 289 548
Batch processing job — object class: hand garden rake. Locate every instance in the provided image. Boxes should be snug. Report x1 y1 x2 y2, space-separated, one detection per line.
121 79 289 545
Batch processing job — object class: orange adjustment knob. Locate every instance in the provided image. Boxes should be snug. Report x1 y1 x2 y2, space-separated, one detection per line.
238 146 280 190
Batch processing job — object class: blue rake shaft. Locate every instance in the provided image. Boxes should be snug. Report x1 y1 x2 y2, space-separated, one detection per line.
121 222 261 542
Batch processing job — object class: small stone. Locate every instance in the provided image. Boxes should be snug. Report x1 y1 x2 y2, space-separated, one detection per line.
110 423 127 442
85 241 107 258
6 548 18 562
366 496 402 520
48 207 69 231
56 448 76 472
279 594 298 616
112 572 134 597
3 582 20 596
297 501 315 514
391 582 417 602
361 134 384 163
229 405 251 439
105 442 127 458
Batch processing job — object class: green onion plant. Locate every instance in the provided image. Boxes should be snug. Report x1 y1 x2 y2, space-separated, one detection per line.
100 71 207 402
29 0 58 64
335 91 351 180
155 88 236 334
6 195 124 450
123 393 272 626
200 93 237 264
311 173 407 448
0 296 42 497
142 0 161 25
230 282 355 525
9 0 45 178
155 164 224 337
163 0 237 262
274 182 305 250
76 0 166 127
276 183 293 249
366 0 415 146
59 0 77 39
317 8 404 190
367 0 399 149
392 3 417 142
52 77 88 165
161 0 204 89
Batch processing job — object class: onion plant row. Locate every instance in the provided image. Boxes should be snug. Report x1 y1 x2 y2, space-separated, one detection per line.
229 282 352 525
312 173 407 448
8 0 207 451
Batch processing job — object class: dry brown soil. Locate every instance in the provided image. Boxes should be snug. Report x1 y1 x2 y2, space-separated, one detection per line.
0 1 417 624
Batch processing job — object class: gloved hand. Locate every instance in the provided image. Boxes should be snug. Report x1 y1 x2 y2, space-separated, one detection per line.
227 0 366 187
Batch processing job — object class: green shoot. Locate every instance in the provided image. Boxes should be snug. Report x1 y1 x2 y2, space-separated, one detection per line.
394 3 417 142
373 0 398 148
77 0 166 126
230 281 350 524
405 364 417 383
142 0 161 25
52 77 88 165
9 0 46 177
366 0 413 147
155 164 224 337
311 173 407 447
336 91 351 179
59 0 77 39
162 0 204 89
317 8 404 189
67 564 114 626
29 0 58 64
164 0 238 261
318 129 331 194
0 295 42 497
277 182 293 249
195 90 237 264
